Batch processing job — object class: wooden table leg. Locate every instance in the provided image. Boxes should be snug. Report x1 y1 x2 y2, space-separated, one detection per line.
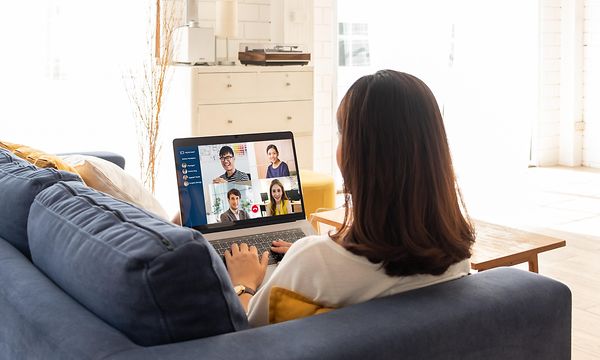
528 255 539 273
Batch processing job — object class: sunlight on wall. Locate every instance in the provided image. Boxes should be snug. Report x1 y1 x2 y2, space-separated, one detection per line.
0 1 148 159
0 1 189 217
0 1 541 217
336 0 539 195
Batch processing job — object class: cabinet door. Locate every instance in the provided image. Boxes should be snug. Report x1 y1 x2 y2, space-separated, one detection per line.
194 100 313 136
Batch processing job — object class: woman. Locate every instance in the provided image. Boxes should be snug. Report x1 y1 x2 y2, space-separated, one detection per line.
225 70 475 326
265 179 292 216
265 144 290 178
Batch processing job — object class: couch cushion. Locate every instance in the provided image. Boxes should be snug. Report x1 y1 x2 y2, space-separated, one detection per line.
59 154 169 220
0 148 81 257
28 181 248 346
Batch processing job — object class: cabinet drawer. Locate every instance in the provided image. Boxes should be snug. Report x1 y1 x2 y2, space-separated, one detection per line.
195 73 258 104
195 71 313 104
257 72 313 102
193 100 313 136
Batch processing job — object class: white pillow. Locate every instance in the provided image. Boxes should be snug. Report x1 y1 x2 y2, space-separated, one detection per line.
59 154 169 220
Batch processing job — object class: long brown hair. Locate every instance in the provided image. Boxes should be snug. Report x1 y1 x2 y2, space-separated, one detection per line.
268 179 289 215
331 70 475 276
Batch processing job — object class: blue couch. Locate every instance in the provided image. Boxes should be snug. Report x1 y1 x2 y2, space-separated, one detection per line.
0 149 572 360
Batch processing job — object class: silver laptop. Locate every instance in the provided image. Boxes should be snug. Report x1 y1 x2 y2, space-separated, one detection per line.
173 131 314 272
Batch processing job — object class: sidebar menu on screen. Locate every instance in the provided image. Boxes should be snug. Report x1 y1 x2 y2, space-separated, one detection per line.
176 147 207 227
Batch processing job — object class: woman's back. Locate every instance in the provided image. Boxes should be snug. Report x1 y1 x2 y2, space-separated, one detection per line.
247 235 470 326
224 70 476 325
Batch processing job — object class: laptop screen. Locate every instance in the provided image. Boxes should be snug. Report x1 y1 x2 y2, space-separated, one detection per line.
173 132 306 233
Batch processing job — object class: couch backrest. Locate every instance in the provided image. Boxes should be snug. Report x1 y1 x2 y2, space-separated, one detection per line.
0 148 81 258
28 181 248 346
109 267 573 360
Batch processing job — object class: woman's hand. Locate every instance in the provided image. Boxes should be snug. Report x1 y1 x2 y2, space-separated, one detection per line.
271 240 293 254
225 243 269 290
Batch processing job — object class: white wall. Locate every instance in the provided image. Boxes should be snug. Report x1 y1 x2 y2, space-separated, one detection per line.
312 0 336 175
583 0 600 167
335 0 539 185
192 0 271 56
558 0 584 166
444 0 538 177
536 0 562 166
0 1 146 170
536 0 600 168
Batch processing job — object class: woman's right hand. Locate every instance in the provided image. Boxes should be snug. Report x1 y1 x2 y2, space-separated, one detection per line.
271 240 293 254
225 243 269 291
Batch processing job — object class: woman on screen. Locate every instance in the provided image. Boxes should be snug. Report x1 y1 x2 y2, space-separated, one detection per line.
224 70 475 326
265 144 290 178
266 179 292 216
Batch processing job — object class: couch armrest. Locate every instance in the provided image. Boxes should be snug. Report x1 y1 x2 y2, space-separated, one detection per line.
58 151 126 169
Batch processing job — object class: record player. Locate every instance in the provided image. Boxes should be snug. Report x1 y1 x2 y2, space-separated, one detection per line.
238 44 311 66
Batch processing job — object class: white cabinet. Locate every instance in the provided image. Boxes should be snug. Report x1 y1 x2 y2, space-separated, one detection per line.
191 66 314 169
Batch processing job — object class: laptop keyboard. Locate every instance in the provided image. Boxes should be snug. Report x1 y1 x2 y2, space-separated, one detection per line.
211 228 307 265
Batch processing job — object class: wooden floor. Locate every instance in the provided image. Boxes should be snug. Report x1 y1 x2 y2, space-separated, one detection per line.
459 166 600 359
333 165 600 358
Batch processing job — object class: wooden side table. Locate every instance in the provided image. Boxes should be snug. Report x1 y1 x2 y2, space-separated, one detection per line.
310 208 566 273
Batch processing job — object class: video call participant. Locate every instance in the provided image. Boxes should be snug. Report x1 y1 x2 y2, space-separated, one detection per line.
220 188 249 222
265 144 290 178
266 179 292 216
213 146 251 184
224 70 475 326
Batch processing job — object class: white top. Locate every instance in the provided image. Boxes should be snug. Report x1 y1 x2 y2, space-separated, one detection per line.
247 235 471 327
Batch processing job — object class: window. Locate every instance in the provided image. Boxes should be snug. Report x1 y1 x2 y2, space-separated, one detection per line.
338 22 370 67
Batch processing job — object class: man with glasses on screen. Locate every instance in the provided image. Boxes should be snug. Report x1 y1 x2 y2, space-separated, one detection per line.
213 146 251 184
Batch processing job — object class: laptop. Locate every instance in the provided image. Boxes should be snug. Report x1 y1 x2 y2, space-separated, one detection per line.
173 131 315 272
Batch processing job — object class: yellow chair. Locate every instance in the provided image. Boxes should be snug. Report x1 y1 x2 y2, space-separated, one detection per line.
299 169 336 220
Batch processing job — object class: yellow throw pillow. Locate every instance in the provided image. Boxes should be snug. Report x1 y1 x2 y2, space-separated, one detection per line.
0 140 21 152
0 140 78 174
59 154 169 220
268 287 335 324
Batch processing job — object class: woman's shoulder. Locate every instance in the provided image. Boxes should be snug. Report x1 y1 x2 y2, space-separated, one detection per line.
287 234 331 254
295 234 331 245
284 235 348 261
